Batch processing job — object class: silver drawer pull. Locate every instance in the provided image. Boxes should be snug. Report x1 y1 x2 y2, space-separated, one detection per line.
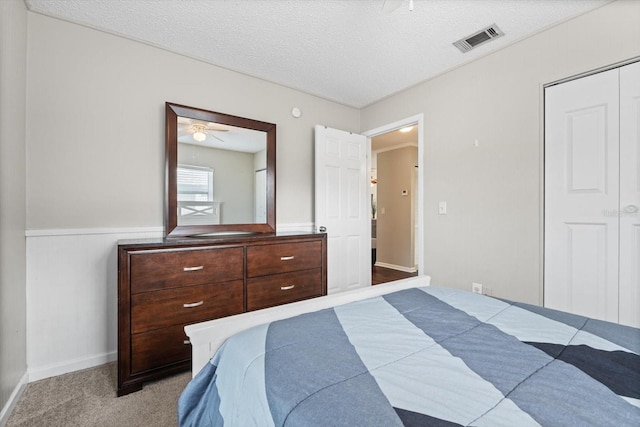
280 285 295 291
183 340 191 345
183 265 204 272
280 256 295 261
183 300 204 308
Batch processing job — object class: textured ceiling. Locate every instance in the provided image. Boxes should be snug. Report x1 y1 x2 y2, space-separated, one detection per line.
26 0 610 108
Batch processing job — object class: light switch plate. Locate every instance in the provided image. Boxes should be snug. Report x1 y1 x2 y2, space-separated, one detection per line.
438 201 447 214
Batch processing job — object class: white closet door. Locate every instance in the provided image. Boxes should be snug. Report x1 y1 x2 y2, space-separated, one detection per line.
544 69 620 323
619 62 640 327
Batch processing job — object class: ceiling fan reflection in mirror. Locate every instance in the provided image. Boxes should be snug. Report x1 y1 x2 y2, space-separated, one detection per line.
176 115 267 153
177 116 230 143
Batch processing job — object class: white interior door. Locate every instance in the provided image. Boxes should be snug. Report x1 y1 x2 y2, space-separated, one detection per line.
544 68 620 323
315 125 370 294
619 61 640 327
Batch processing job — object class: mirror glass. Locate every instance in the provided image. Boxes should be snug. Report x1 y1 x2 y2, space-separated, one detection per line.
166 103 276 237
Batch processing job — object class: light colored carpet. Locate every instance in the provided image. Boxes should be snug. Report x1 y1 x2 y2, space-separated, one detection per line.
6 363 191 427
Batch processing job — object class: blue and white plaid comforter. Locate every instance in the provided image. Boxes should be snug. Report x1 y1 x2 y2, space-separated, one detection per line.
178 286 640 426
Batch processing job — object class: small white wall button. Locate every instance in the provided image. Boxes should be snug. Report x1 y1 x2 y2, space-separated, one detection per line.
438 201 447 214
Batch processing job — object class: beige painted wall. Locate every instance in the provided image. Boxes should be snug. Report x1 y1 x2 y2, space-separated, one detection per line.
0 0 28 413
377 146 418 270
26 13 360 230
361 0 640 304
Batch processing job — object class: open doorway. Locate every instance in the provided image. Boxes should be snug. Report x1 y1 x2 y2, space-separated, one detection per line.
364 115 424 285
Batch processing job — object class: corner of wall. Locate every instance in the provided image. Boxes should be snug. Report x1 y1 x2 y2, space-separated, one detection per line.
0 0 29 421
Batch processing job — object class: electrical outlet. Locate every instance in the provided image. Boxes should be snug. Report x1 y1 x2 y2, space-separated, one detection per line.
472 282 483 294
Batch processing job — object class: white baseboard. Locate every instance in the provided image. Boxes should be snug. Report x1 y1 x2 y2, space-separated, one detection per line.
0 372 28 427
28 351 116 383
374 261 418 273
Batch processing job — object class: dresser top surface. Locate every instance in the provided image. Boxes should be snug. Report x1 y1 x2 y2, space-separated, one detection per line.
118 231 326 249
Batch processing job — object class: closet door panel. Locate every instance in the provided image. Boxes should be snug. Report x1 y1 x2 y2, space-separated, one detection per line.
544 68 620 322
619 61 640 328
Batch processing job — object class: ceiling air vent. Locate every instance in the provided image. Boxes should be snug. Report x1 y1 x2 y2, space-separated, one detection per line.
453 24 504 53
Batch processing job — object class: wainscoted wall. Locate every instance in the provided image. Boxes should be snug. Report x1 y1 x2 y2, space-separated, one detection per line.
25 223 313 382
26 228 163 381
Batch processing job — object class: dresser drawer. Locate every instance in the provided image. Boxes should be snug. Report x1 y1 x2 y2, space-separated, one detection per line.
247 241 322 277
131 324 191 374
247 268 322 311
130 247 243 293
131 280 244 334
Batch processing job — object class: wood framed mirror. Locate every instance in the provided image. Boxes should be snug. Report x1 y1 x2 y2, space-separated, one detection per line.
165 102 276 237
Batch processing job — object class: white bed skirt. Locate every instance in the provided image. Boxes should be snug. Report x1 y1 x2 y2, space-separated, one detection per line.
185 275 430 376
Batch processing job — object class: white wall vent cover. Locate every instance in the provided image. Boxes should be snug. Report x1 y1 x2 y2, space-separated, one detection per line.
453 24 504 53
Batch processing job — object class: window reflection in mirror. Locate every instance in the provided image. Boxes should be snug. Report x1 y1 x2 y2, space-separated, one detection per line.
176 117 267 226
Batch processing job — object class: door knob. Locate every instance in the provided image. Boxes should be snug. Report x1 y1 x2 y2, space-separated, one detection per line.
623 205 638 214
319 226 327 233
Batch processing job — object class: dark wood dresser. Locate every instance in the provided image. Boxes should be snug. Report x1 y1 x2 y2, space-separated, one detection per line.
117 232 327 396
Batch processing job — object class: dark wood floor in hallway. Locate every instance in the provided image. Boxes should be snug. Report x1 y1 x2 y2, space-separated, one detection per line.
372 265 418 285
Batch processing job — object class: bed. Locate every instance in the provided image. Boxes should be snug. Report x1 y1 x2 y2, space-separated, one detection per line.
178 277 640 426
